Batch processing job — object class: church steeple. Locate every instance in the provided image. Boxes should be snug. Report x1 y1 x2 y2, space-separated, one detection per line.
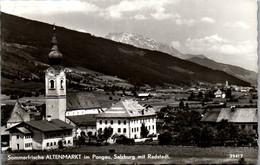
48 25 62 66
45 25 66 122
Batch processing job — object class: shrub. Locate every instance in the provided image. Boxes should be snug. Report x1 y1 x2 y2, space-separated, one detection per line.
158 132 173 145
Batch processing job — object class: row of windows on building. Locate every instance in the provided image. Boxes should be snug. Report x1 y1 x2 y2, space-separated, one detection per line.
99 120 127 125
25 143 32 148
46 132 71 139
131 118 155 124
131 125 155 133
79 126 95 130
99 118 155 125
98 128 127 133
99 125 155 134
49 80 64 89
46 140 71 147
16 134 32 139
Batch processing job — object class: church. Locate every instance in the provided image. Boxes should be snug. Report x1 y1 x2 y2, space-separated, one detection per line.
7 26 74 151
6 26 158 150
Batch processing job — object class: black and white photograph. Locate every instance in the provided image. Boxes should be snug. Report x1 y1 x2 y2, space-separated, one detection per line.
1 0 258 164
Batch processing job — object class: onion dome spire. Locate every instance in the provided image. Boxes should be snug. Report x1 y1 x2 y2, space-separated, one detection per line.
48 24 62 65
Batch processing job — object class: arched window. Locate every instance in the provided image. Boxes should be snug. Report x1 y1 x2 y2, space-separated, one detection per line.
68 140 71 144
61 80 64 89
50 80 55 89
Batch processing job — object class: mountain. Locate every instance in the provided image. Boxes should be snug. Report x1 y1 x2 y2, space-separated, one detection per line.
187 56 257 85
1 12 250 87
106 32 257 85
106 32 192 59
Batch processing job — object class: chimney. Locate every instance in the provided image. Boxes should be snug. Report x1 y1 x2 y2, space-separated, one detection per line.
47 115 52 122
230 106 235 112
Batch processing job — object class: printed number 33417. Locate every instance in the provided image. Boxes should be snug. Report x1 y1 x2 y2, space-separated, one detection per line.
229 154 243 159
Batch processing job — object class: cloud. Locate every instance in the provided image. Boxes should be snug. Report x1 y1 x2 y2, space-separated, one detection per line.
170 41 181 49
224 21 251 29
181 35 257 71
100 0 179 20
2 1 100 15
200 17 216 24
175 19 196 26
185 34 257 55
151 12 180 20
133 14 147 20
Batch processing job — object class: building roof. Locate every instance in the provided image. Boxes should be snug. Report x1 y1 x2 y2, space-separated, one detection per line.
137 93 150 97
7 101 30 123
1 126 9 135
201 108 258 123
66 114 97 126
24 119 73 132
16 127 32 134
48 26 63 66
201 110 220 122
96 99 156 118
67 92 101 110
214 89 223 95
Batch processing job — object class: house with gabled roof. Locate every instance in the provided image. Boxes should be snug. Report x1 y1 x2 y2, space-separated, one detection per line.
66 114 97 138
201 108 258 132
7 101 31 128
214 89 226 98
7 119 73 151
96 99 157 139
66 92 105 116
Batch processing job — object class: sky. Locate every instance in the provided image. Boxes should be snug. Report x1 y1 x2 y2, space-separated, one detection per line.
1 0 258 72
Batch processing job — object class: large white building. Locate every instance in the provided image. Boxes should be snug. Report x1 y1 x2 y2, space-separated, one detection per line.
96 99 157 139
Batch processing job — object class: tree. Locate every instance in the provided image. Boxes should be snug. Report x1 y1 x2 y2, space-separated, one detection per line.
199 125 215 147
226 88 232 98
58 140 63 149
179 101 184 108
237 129 257 146
188 92 195 101
141 123 149 138
87 131 93 143
198 91 203 98
185 103 189 110
103 127 113 143
79 131 86 145
158 132 173 145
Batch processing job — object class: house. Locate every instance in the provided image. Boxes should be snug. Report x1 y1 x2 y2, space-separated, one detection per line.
136 93 152 100
66 92 105 116
1 126 10 151
201 108 258 132
66 114 97 138
96 99 157 140
214 89 226 98
65 92 106 137
7 101 31 128
7 119 73 151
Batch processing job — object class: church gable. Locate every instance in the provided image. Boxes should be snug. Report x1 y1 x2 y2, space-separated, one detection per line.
7 101 30 124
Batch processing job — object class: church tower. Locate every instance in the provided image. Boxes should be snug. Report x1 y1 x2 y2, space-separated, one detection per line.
45 26 66 121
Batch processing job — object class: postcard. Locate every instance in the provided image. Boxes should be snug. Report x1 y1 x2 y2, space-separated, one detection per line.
1 0 258 164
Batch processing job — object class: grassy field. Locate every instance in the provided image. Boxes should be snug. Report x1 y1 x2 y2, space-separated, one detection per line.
2 145 257 164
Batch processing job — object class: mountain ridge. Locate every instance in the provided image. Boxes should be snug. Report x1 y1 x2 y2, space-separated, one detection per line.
1 12 250 87
106 32 257 85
